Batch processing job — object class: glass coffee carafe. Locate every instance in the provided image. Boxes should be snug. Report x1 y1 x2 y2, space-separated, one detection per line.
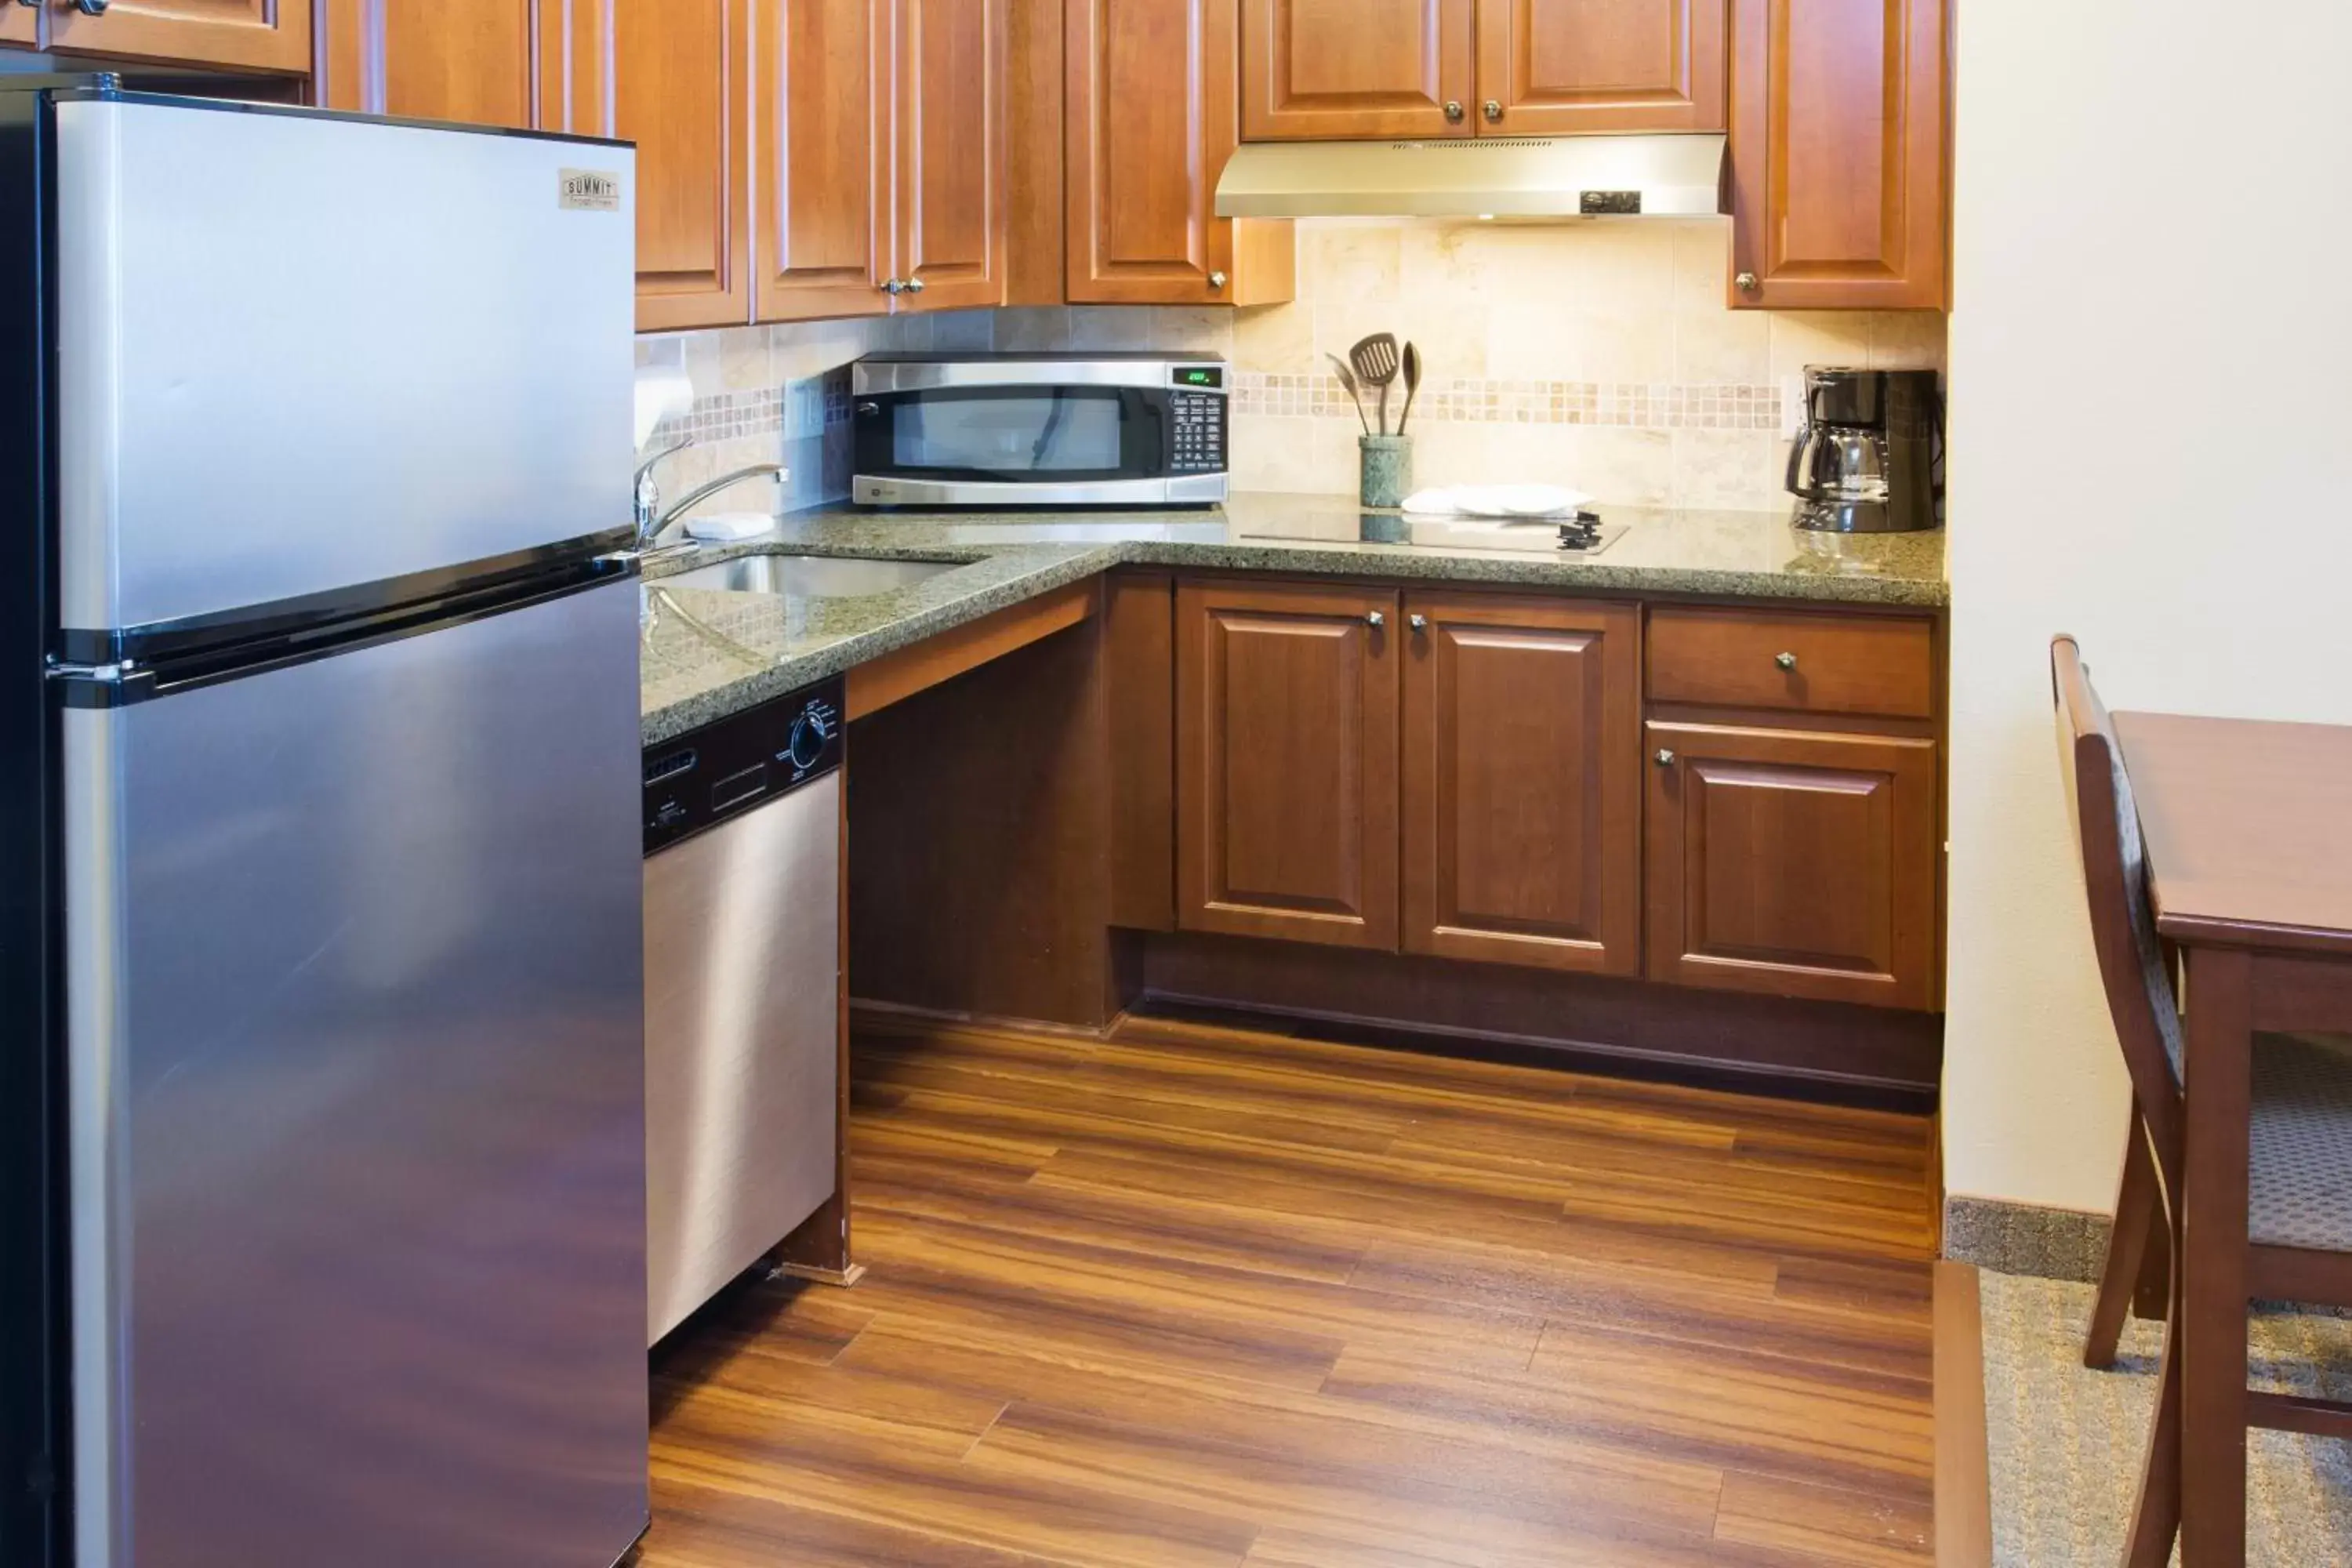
1784 368 1942 533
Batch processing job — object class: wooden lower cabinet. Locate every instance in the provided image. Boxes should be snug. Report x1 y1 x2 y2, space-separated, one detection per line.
1402 592 1642 975
1176 578 1399 949
1645 720 1938 1009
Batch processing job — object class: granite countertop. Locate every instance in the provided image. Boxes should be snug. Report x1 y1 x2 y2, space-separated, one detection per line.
639 492 1948 746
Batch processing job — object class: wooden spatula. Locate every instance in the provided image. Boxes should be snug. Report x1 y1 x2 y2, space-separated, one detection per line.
1327 352 1372 436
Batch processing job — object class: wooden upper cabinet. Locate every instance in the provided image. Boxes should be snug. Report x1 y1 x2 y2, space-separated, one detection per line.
1066 0 1234 303
44 0 307 71
617 0 751 331
1402 593 1642 975
892 0 1008 311
1645 720 1938 1009
1475 0 1726 134
318 1 535 128
757 0 891 321
1060 0 1293 307
2 7 38 46
1177 578 1400 950
1728 0 1947 309
1242 0 1475 141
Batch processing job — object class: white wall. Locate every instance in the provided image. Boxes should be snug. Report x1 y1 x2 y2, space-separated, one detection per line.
1945 2 2352 1214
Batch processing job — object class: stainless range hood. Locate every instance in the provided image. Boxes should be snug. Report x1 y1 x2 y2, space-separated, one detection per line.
1214 133 1726 220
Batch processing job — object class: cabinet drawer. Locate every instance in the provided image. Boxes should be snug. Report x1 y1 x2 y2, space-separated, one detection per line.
1647 608 1934 720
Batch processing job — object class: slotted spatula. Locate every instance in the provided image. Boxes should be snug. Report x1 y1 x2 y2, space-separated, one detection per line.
1349 333 1403 435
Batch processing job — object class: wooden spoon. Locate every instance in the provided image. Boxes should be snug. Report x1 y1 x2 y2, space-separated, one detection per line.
1327 352 1371 436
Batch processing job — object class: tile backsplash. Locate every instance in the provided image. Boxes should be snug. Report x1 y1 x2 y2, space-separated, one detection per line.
640 219 1944 517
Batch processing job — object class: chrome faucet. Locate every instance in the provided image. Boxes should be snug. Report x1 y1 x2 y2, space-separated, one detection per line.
633 439 786 550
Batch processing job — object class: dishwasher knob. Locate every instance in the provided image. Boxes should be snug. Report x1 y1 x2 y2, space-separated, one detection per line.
786 713 827 771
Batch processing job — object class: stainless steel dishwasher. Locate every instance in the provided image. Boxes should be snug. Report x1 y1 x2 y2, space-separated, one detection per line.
641 677 844 1345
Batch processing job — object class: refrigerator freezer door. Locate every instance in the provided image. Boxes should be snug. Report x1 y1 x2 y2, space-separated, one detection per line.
53 98 634 638
62 582 647 1568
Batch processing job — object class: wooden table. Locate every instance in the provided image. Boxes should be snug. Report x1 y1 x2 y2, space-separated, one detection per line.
2114 710 2352 1566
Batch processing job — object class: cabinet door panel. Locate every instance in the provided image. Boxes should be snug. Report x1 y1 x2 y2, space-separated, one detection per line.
2 8 39 46
1403 595 1641 975
895 0 1008 310
543 1 617 137
1065 0 1235 303
1476 0 1725 134
318 0 535 127
758 0 891 321
618 0 751 330
46 0 307 71
1177 579 1399 949
1646 721 1936 1008
1242 0 1475 141
1728 0 1946 308
46 0 306 71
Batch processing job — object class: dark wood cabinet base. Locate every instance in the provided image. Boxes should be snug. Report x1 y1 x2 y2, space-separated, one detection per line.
1129 929 1940 1110
847 571 1945 1113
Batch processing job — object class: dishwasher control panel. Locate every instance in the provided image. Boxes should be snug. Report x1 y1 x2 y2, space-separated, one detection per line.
642 676 845 855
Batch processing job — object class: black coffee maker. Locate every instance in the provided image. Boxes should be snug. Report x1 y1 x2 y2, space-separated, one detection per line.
1785 367 1943 533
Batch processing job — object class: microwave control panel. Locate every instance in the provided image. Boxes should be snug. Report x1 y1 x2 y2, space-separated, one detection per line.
1169 387 1227 475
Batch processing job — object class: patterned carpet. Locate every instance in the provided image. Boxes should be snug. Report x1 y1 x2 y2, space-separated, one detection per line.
1979 1271 2352 1566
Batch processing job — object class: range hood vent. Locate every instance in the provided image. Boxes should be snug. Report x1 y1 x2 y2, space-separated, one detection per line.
1214 133 1726 220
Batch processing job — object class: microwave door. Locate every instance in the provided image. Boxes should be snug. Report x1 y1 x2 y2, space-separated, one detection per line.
850 365 1230 506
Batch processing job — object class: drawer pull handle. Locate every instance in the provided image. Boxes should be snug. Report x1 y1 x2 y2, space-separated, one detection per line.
1654 748 1677 768
1774 651 1798 670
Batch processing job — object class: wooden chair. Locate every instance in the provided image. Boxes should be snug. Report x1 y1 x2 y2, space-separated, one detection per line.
2051 635 2352 1566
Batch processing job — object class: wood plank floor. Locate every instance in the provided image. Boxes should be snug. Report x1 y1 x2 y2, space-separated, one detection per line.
639 1011 1940 1567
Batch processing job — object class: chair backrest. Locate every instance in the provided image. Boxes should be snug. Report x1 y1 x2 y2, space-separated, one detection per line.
2049 636 2186 1171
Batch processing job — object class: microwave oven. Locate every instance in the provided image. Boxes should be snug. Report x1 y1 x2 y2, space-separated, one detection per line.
850 353 1229 507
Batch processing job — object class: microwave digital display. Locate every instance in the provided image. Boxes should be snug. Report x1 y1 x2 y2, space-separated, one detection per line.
1174 366 1224 390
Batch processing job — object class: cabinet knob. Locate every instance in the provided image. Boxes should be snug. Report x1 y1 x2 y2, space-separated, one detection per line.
1365 610 1385 628
1207 270 1227 291
880 278 906 295
904 276 926 294
1774 651 1798 670
1483 100 1503 122
71 0 108 13
1443 100 1466 123
1654 748 1677 768
1407 613 1428 632
1735 270 1760 293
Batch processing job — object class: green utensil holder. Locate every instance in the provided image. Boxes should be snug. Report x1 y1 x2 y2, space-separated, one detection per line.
1359 435 1413 510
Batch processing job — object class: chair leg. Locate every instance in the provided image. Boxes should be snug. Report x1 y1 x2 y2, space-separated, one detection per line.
2121 1262 2183 1568
2087 1121 2159 1369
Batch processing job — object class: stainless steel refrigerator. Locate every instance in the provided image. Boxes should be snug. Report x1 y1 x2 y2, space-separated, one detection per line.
0 83 651 1568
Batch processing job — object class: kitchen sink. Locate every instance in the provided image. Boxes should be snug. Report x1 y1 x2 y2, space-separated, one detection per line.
659 553 961 598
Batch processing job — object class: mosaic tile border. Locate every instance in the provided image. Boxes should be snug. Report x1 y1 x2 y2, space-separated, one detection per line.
650 381 853 447
1232 371 1784 432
